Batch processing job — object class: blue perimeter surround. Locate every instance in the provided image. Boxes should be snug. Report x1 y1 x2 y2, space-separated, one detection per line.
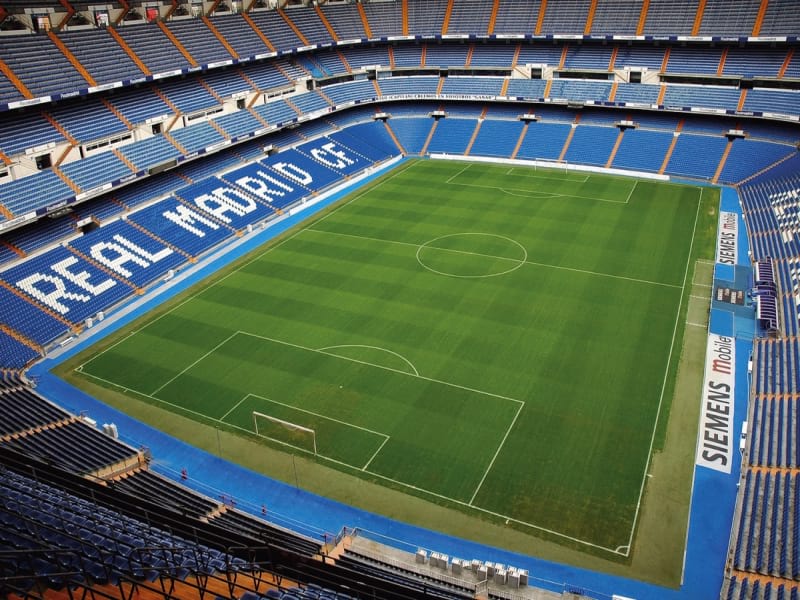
29 167 752 600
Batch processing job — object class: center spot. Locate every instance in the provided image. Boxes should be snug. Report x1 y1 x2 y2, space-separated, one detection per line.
415 233 528 278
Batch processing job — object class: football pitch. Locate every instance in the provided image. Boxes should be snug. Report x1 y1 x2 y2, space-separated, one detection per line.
69 159 712 556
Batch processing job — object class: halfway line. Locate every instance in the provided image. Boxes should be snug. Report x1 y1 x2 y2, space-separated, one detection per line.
304 228 681 289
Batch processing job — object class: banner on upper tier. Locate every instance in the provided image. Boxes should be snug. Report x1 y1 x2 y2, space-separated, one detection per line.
716 211 738 265
696 334 736 474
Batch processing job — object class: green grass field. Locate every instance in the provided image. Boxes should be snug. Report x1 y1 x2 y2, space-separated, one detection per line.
70 159 708 557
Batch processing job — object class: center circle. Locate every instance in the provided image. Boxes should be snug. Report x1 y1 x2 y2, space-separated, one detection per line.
415 233 528 279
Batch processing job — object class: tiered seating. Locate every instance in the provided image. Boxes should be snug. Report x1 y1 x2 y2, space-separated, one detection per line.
590 0 641 34
386 118 434 154
0 286 69 347
549 79 612 102
5 217 75 256
563 45 612 70
60 152 133 192
106 87 174 126
0 71 20 105
361 0 403 38
118 135 182 171
127 196 233 257
424 45 469 68
612 128 673 172
314 51 350 77
426 118 478 154
157 78 220 115
1 246 135 323
406 0 448 36
378 76 440 96
337 550 474 600
666 46 723 75
757 0 800 35
0 33 85 98
469 120 525 157
177 152 241 182
116 469 219 519
175 176 275 229
515 122 572 161
214 110 265 139
0 465 247 588
291 91 331 115
505 79 548 99
2 419 139 473
724 47 788 78
469 45 518 68
720 140 795 185
541 0 592 34
240 62 293 92
613 45 665 71
170 122 226 154
115 22 192 75
614 84 661 105
0 387 71 436
262 148 341 190
322 80 378 106
165 18 232 66
58 29 143 85
0 170 73 217
220 163 306 211
253 99 299 126
0 331 38 369
516 44 565 67
564 126 619 166
340 46 390 70
446 0 493 35
208 13 270 59
248 10 305 53
730 470 800 579
643 0 696 35
392 45 423 68
48 100 128 144
665 133 728 180
441 77 504 96
698 0 759 35
0 112 64 157
114 171 186 209
66 220 185 288
322 3 367 40
285 6 334 46
493 0 541 34
744 89 800 117
201 70 253 99
327 122 398 161
662 84 741 111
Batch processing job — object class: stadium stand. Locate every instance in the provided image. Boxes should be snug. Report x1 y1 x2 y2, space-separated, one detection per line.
1 3 800 600
58 29 144 85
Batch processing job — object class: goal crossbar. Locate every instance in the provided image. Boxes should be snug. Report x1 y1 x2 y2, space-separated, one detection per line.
253 410 317 455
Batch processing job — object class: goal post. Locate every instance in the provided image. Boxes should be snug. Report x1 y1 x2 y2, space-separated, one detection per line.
252 410 317 455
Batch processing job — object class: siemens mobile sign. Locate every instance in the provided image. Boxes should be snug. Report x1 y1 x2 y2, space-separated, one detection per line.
696 334 735 473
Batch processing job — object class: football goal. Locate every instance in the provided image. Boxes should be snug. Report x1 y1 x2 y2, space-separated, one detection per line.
253 410 317 455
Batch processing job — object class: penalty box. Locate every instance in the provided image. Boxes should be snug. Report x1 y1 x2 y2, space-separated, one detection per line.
143 329 524 504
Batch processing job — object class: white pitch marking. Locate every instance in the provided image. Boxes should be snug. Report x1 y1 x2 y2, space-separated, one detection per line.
151 331 240 396
305 228 682 289
318 344 420 376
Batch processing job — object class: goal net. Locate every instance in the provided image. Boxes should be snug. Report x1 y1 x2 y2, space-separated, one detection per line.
252 410 317 455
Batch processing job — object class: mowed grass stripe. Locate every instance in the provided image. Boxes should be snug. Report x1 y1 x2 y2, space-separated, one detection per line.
75 159 700 552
